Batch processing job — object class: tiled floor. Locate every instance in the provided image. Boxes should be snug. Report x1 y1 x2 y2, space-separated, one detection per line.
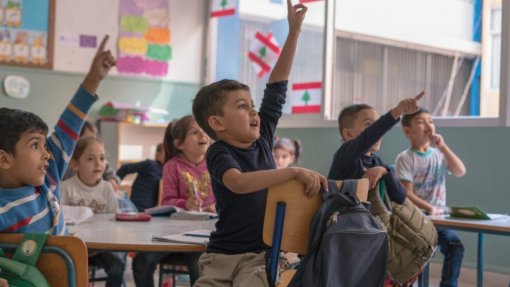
91 258 510 287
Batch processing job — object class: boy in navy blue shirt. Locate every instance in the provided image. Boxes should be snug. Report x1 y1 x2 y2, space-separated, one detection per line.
327 93 424 204
192 1 327 286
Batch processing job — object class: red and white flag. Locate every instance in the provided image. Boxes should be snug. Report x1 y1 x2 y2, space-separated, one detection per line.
248 32 281 78
291 81 322 113
300 0 322 3
210 0 236 18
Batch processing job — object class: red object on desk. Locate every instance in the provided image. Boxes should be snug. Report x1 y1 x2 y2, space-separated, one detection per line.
115 212 152 221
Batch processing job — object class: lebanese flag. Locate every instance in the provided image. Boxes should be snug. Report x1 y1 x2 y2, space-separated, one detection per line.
210 0 236 18
291 82 322 113
248 32 281 78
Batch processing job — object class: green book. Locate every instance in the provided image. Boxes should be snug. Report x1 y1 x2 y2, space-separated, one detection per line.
449 206 491 220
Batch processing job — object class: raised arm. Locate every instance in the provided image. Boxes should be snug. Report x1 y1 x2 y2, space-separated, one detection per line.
268 0 307 83
430 134 466 177
82 35 116 95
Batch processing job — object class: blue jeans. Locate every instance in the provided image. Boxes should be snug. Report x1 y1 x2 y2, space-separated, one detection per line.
132 252 201 287
436 228 464 287
89 252 126 287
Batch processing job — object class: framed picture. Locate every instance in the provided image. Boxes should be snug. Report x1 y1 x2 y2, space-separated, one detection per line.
0 0 55 69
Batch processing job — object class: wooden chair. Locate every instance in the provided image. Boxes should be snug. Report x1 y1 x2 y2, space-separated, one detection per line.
0 234 89 287
263 179 369 286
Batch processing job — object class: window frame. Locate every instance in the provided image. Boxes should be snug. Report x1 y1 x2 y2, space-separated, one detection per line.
207 0 510 128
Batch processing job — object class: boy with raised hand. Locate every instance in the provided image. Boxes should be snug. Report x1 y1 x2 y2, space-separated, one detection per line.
395 108 466 287
192 1 327 286
0 35 116 235
327 92 424 204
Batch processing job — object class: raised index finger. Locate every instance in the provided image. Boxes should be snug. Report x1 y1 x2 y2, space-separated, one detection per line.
96 35 109 55
414 91 425 101
287 0 293 12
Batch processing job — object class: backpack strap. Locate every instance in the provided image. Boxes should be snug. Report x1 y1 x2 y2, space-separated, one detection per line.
12 233 49 266
321 179 360 206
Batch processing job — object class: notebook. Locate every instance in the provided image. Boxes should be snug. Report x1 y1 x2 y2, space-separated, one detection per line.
170 210 218 221
449 206 491 220
152 229 211 246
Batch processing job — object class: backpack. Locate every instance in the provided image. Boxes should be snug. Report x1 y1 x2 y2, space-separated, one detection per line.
0 233 51 287
368 182 438 285
289 180 388 287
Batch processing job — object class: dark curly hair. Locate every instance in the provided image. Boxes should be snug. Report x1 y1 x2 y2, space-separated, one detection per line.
0 108 48 155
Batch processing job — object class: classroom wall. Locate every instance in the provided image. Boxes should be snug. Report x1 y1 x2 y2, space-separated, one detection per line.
0 66 199 128
276 125 510 274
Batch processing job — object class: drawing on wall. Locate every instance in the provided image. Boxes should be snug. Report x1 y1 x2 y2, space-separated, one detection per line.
117 0 172 78
0 0 54 69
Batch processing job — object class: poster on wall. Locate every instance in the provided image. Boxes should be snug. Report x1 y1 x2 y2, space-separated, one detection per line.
0 0 54 69
116 0 172 78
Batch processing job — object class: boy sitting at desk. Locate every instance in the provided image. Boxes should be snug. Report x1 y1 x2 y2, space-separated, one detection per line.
0 35 115 235
191 1 327 286
395 108 466 287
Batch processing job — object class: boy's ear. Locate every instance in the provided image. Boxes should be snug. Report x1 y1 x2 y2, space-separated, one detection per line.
0 150 13 169
402 126 412 138
208 115 226 132
341 128 352 141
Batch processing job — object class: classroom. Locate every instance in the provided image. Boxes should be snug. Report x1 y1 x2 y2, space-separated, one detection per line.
0 0 509 286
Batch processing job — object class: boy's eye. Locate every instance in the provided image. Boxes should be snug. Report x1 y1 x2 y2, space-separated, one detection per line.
31 142 39 149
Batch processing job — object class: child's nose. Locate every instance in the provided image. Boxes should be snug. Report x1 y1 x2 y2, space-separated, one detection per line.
42 148 50 160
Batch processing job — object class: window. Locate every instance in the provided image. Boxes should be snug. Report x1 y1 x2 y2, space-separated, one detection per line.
209 0 508 126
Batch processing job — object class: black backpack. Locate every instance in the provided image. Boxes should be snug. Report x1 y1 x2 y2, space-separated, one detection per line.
288 180 388 287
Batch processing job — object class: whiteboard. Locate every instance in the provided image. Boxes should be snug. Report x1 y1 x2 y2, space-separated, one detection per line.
54 0 205 83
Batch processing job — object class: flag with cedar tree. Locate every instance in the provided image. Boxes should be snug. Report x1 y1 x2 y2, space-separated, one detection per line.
210 0 236 18
291 81 322 113
248 32 281 78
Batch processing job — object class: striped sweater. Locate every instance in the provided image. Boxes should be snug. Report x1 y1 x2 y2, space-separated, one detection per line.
0 86 97 235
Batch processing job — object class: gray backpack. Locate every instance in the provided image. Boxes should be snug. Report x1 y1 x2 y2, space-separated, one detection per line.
289 180 388 287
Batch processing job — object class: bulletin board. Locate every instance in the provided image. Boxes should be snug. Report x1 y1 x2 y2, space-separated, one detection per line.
0 0 55 69
53 0 205 83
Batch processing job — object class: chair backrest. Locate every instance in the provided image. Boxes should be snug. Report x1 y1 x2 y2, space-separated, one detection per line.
263 178 369 255
0 234 89 287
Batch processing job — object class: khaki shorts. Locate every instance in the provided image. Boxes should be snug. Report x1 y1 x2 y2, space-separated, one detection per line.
194 252 269 287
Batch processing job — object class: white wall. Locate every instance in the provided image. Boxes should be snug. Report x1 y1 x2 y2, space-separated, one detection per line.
54 0 205 83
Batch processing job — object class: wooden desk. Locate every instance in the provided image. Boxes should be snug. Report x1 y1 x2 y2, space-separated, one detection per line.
74 214 215 252
424 215 510 287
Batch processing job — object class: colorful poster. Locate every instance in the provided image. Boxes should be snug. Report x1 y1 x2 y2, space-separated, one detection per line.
117 0 171 77
290 81 322 113
0 0 51 67
210 0 236 18
247 32 280 78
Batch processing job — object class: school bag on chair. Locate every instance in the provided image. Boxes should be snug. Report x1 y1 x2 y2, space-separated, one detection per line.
368 181 437 285
0 233 51 287
289 180 388 287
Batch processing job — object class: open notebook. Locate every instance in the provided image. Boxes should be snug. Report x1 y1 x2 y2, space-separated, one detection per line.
152 229 211 246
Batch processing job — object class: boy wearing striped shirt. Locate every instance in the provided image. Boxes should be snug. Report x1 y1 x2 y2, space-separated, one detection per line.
0 35 116 235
